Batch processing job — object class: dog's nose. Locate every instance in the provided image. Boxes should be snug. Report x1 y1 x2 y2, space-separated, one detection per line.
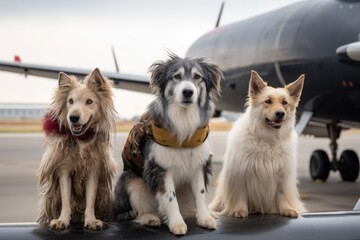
69 115 80 123
182 89 194 98
275 111 285 120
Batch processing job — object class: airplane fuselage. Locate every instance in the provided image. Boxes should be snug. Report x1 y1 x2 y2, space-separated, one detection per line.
186 0 360 129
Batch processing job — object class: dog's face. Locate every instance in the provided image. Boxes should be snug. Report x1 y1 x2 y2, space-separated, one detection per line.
171 66 201 107
55 69 111 136
248 70 304 129
65 82 99 136
149 54 223 108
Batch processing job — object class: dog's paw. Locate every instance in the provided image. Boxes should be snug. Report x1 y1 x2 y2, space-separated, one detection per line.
232 209 248 218
281 208 299 218
84 219 104 230
49 218 70 230
169 222 187 236
197 216 216 230
136 214 161 227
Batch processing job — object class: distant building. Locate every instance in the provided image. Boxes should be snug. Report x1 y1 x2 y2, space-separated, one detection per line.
0 103 49 120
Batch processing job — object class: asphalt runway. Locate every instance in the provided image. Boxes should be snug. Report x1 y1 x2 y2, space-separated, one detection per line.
0 131 359 223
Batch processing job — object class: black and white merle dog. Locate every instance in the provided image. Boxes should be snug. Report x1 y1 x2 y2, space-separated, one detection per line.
114 54 223 235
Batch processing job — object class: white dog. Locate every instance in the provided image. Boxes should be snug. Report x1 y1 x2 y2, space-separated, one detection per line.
210 70 306 218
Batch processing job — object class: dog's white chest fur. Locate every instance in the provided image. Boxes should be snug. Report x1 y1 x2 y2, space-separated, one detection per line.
150 139 212 185
148 102 212 184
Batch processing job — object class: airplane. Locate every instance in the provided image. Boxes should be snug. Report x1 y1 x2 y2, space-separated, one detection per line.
1 0 360 238
185 0 360 183
1 0 360 185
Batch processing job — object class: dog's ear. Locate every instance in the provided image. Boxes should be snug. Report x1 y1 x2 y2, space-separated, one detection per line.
87 68 111 92
286 74 305 102
199 59 224 100
90 68 106 86
148 61 167 94
53 72 75 121
249 70 267 98
58 72 73 88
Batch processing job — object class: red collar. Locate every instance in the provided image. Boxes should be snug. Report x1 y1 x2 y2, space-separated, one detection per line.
43 113 96 142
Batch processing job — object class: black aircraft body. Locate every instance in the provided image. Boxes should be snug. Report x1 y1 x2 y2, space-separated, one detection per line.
1 0 360 183
1 0 360 239
186 0 360 182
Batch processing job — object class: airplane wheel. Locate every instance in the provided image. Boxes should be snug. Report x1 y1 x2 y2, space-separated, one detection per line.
310 150 330 181
339 150 359 182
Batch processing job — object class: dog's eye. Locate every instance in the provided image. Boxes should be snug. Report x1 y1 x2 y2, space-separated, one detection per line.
265 99 272 104
174 74 181 80
194 74 201 80
86 99 93 105
282 100 288 105
68 99 74 104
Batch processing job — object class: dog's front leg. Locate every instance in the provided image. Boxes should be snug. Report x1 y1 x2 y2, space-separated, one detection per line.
49 170 71 230
191 168 216 230
277 181 299 218
157 172 187 236
84 171 104 230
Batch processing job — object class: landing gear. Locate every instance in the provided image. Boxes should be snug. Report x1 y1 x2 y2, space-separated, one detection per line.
310 150 330 181
339 150 360 181
309 124 359 182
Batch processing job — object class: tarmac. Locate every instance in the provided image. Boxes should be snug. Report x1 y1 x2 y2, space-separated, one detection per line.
0 132 359 223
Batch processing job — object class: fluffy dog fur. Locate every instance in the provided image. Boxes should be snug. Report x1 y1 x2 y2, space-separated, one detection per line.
37 68 118 230
209 70 306 218
114 54 223 235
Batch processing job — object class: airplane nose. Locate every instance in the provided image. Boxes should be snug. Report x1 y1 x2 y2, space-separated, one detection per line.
69 115 80 123
182 89 194 98
275 111 285 120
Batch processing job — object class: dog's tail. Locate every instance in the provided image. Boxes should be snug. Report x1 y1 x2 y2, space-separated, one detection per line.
209 193 224 212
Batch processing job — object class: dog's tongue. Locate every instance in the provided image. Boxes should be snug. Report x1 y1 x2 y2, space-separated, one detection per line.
273 120 282 128
73 125 82 131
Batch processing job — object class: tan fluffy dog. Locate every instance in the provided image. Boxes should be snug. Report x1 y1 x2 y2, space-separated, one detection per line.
37 68 118 230
210 70 306 218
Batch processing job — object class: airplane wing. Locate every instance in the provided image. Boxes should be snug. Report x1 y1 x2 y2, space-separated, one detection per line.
0 60 150 93
0 211 360 240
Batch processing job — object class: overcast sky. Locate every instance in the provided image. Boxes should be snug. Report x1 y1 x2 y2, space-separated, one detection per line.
0 0 301 119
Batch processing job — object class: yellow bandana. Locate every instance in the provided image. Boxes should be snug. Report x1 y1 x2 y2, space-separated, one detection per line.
151 121 209 148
